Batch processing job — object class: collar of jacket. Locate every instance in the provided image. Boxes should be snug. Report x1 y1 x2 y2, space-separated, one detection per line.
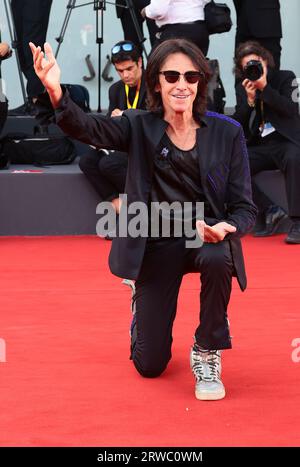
146 111 209 149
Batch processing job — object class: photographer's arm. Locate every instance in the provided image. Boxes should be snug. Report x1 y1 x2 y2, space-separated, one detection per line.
260 71 299 117
231 82 255 127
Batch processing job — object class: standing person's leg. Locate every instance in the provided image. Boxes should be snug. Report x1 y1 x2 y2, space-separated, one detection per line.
11 0 25 73
247 144 287 236
274 142 300 243
185 240 233 400
118 3 145 52
145 17 159 48
14 0 53 98
248 145 277 213
255 37 281 70
135 0 158 47
132 238 186 378
159 23 209 56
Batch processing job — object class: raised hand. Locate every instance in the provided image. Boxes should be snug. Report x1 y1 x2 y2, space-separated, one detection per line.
111 108 124 117
196 220 236 243
29 42 62 107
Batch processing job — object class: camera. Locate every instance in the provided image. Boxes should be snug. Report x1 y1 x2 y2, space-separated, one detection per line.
243 60 263 81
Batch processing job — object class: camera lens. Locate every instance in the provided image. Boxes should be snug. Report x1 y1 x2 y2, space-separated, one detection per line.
243 60 263 81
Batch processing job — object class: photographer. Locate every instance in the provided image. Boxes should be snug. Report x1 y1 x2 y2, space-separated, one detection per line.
233 41 300 244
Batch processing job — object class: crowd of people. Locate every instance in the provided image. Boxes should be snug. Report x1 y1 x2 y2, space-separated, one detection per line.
1 1 299 401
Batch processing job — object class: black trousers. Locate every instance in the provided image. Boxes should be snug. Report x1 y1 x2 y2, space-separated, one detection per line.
116 0 158 48
131 237 233 378
11 0 52 98
156 21 209 56
248 138 300 218
79 148 127 201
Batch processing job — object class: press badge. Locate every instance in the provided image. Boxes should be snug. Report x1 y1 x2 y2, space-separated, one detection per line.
260 122 276 137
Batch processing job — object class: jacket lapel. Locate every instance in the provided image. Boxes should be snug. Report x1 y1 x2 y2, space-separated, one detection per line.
196 124 223 218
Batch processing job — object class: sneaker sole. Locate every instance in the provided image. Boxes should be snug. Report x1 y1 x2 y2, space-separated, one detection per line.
195 389 226 401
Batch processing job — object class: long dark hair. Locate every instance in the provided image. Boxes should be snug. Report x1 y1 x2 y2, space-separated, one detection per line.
145 39 211 120
234 41 275 78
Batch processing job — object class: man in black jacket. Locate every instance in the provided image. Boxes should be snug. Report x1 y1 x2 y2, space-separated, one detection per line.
233 41 300 244
79 40 146 219
30 39 257 400
233 0 282 69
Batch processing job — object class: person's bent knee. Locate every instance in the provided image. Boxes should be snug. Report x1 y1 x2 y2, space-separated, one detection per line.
79 150 100 172
132 356 170 378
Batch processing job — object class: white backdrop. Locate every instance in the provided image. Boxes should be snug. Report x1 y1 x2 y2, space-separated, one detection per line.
0 0 299 111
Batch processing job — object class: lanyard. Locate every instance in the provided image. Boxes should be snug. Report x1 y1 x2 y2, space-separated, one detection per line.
125 81 141 109
260 99 265 131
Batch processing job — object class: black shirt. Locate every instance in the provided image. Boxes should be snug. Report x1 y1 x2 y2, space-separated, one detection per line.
149 134 212 238
151 134 204 204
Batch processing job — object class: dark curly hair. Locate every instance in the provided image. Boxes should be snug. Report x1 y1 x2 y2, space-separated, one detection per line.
234 41 275 79
145 39 211 120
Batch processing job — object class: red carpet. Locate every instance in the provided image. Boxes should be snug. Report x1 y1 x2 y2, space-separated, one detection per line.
0 235 300 447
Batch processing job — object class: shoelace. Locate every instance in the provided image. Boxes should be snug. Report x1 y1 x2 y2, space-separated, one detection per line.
122 279 136 314
192 349 220 382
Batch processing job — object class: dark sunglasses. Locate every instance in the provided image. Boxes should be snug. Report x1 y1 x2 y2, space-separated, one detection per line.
159 70 204 84
111 42 135 55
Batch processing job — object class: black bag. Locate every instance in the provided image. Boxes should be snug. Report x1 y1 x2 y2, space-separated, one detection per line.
36 84 90 126
63 84 91 112
204 1 232 35
207 59 226 114
0 126 77 168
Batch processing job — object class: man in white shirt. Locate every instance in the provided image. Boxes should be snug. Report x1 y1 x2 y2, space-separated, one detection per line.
143 0 211 55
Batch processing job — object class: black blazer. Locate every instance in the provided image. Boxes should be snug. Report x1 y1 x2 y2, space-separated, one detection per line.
233 69 300 148
107 71 147 115
233 0 282 38
55 93 257 291
0 99 8 135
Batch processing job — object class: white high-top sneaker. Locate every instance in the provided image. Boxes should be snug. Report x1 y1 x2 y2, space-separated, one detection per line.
190 344 225 401
122 279 136 336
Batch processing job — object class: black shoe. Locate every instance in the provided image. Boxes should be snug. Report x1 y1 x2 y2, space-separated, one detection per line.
8 102 37 116
285 221 300 244
254 205 288 237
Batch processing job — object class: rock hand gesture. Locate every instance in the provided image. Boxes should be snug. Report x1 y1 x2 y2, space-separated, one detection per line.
29 42 62 107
